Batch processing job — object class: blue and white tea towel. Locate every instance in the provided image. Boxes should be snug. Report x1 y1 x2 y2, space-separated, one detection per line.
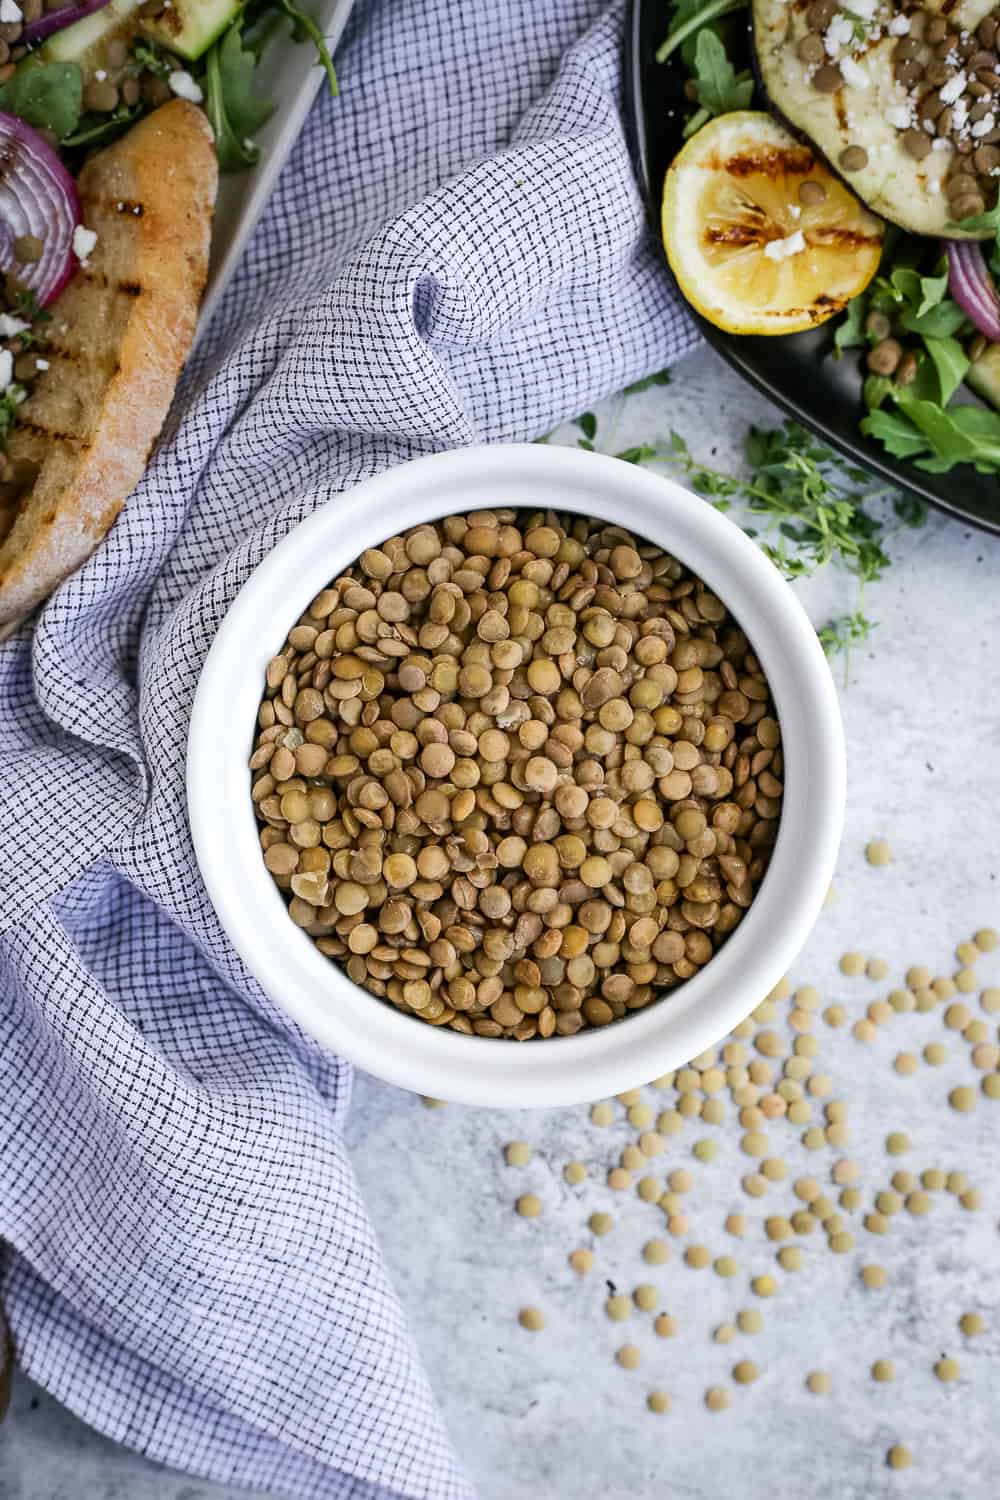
0 1 697 1495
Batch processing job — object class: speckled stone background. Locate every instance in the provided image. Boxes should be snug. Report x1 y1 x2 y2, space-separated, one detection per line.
3 345 999 1500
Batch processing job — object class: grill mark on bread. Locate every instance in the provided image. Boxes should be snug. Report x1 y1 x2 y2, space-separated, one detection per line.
12 417 91 448
76 269 145 297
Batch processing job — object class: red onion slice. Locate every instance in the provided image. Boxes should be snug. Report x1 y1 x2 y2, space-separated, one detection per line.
22 0 111 45
945 239 1000 343
0 108 80 306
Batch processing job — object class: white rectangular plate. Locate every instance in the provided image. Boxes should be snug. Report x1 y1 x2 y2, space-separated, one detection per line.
197 0 355 332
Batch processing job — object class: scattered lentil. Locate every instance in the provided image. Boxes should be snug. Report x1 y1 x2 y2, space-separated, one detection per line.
934 1357 960 1383
568 1249 594 1275
647 1390 671 1414
872 1359 895 1383
616 1343 641 1370
505 1141 532 1166
518 1306 545 1332
866 839 892 867
654 1313 678 1338
887 1445 913 1471
806 1371 831 1395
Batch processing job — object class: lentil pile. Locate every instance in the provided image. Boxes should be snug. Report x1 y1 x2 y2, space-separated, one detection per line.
252 509 783 1038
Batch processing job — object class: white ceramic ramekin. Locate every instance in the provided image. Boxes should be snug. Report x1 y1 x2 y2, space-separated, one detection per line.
187 445 845 1107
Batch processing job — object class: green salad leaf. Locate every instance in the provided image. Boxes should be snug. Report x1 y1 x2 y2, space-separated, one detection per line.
923 334 969 406
691 29 753 117
0 62 82 141
862 390 1000 473
203 22 275 172
833 295 867 355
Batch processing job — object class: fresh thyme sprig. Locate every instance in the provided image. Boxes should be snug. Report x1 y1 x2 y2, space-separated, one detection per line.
566 401 926 660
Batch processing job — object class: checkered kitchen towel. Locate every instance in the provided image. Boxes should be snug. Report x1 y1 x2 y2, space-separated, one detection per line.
0 0 696 1495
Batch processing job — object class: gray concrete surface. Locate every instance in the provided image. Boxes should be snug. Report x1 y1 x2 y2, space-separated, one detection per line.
2 343 999 1499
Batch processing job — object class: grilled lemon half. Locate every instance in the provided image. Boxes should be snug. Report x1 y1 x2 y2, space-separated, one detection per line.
662 112 885 337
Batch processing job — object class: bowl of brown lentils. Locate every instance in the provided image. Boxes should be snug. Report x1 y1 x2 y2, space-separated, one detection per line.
188 444 845 1106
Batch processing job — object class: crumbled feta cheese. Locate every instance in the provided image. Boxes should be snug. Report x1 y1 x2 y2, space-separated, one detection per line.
888 13 910 33
971 113 996 138
886 104 911 129
168 69 203 104
35 357 49 370
790 204 802 219
0 314 29 338
840 55 870 87
0 0 21 21
931 136 952 151
0 349 13 392
95 69 107 80
764 229 806 262
72 224 98 264
824 13 854 54
939 72 966 105
952 96 969 130
850 0 876 18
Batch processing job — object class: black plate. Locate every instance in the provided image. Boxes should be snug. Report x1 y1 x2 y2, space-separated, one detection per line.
623 0 1000 535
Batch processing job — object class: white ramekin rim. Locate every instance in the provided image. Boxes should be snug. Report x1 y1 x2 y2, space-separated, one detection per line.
187 444 845 1108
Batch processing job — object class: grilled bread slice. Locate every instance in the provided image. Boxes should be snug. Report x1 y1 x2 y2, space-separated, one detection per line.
0 99 217 631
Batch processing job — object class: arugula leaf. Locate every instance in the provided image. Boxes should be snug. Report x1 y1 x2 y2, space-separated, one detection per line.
859 407 930 460
275 0 338 95
63 104 145 149
923 334 970 406
0 62 82 141
204 23 275 172
914 263 949 317
834 295 868 356
656 0 747 65
863 390 1000 471
691 29 753 115
863 374 894 411
899 299 966 339
951 203 1000 238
